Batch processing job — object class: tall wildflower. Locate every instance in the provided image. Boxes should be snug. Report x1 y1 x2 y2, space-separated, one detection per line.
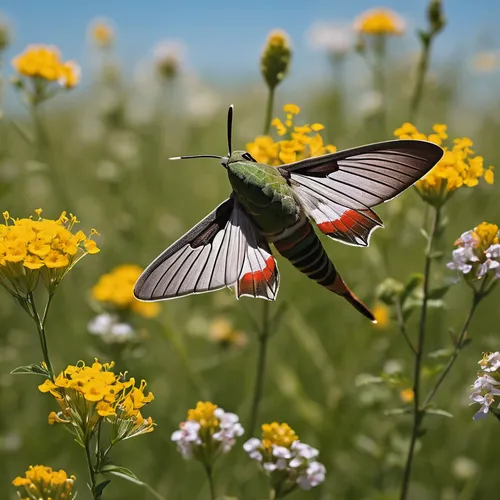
354 8 406 36
394 123 494 206
260 29 292 134
244 422 326 496
12 44 80 104
172 401 244 498
38 359 155 498
2 209 100 379
12 465 76 500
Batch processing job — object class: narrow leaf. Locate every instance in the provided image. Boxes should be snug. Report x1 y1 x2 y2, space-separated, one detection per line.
428 348 453 359
101 465 142 485
10 364 50 377
401 273 424 304
95 480 111 500
425 408 454 418
384 408 411 416
428 284 452 300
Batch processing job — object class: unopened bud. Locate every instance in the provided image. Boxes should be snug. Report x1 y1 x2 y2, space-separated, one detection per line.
260 29 291 90
0 18 10 52
427 0 446 35
376 278 404 306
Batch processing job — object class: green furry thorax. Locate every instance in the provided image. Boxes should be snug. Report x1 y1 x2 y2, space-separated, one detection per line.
227 154 301 234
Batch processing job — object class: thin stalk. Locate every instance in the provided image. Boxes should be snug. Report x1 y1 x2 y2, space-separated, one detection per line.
28 292 54 379
203 463 216 500
263 87 275 135
423 283 485 407
399 205 441 500
85 441 98 500
373 35 387 133
248 301 271 436
395 299 417 355
269 487 277 500
409 38 431 122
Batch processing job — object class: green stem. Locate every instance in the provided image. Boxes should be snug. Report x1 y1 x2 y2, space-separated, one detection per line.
203 463 216 500
28 292 55 379
409 38 431 122
423 284 485 407
374 35 387 134
263 87 275 135
248 301 271 436
269 487 277 500
399 205 441 500
85 441 98 500
395 298 417 355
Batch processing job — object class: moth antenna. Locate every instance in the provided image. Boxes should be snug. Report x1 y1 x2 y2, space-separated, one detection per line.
169 155 223 161
227 104 234 156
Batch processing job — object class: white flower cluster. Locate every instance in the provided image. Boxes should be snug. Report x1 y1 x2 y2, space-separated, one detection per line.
243 438 326 491
470 352 500 420
171 407 244 460
447 228 500 279
88 313 136 344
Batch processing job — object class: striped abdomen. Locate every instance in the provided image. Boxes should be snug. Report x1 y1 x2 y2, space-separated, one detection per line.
273 221 375 321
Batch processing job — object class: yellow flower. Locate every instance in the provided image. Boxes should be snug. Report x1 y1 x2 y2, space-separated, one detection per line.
92 264 159 317
246 104 336 167
12 465 76 500
12 45 81 91
38 359 155 441
209 317 247 348
354 8 406 36
372 302 390 327
187 401 219 429
0 209 99 298
400 388 414 403
394 123 495 206
261 422 298 449
89 19 114 48
261 29 292 90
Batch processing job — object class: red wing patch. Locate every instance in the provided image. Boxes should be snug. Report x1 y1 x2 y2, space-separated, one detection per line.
237 255 279 300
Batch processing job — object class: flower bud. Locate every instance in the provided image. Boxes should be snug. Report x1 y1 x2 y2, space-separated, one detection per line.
260 29 291 90
376 278 404 305
427 0 446 35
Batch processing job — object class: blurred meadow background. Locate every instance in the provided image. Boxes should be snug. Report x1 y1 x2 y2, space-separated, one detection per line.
1 0 500 499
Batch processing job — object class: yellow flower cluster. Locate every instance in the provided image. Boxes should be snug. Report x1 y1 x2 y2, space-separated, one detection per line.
456 222 499 256
92 264 159 318
261 422 298 450
89 19 114 48
247 104 336 166
0 210 99 298
38 360 154 441
209 317 247 348
394 123 495 205
187 401 219 429
12 45 80 88
354 8 406 35
12 465 76 500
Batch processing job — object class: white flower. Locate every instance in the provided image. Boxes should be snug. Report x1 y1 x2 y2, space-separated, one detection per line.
171 420 202 459
87 313 136 344
470 352 500 421
306 21 352 55
88 313 116 335
487 244 500 259
297 461 326 490
244 438 263 461
212 408 244 453
272 445 292 459
291 441 319 460
447 247 476 274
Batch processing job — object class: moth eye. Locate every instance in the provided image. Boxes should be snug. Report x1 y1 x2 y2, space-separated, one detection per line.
242 152 257 162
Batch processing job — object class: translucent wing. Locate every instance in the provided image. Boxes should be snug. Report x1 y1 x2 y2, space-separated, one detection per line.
236 214 279 301
283 140 443 247
134 197 279 301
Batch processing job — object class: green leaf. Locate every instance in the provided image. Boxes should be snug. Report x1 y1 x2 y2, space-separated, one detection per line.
429 251 444 260
355 373 384 386
428 348 452 359
95 480 111 500
401 273 424 304
425 408 454 418
427 299 444 309
428 284 452 300
384 408 411 416
101 465 143 485
10 364 50 377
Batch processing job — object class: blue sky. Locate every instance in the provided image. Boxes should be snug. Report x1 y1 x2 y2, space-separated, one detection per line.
1 1 499 88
